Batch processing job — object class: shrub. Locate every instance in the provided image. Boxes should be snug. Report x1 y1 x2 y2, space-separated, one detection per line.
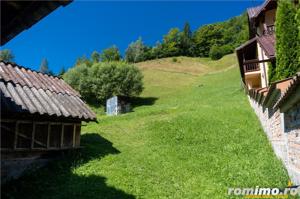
209 46 222 60
273 0 299 81
63 63 94 100
209 45 232 60
64 62 143 103
172 57 178 62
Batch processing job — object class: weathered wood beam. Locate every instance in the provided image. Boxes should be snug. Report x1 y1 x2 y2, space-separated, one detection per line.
60 124 64 148
13 121 19 150
72 124 76 148
31 122 36 149
47 124 50 149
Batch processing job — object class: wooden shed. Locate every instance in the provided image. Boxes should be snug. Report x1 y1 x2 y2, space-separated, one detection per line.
0 61 96 180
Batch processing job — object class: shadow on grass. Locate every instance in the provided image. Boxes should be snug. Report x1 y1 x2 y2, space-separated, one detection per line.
130 96 158 109
2 133 135 199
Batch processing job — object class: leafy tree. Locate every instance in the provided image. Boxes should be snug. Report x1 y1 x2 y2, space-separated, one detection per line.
162 28 181 57
91 51 100 63
63 63 93 99
191 13 247 58
64 62 143 103
192 24 223 57
125 37 146 63
75 55 91 67
151 41 163 59
272 0 299 81
0 49 14 62
100 45 121 62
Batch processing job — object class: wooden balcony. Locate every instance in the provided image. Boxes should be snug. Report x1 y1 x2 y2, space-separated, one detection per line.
263 25 275 35
243 60 260 73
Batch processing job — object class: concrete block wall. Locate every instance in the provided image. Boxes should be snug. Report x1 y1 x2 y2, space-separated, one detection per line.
249 98 300 184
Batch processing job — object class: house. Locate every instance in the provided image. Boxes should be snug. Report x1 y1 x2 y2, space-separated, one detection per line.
1 1 72 45
0 0 97 181
0 61 96 180
236 0 300 183
236 0 277 89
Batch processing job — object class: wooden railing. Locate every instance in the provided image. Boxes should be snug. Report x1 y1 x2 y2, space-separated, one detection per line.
243 60 260 73
263 25 275 35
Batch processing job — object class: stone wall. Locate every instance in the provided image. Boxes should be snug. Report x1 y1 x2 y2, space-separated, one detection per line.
249 97 300 184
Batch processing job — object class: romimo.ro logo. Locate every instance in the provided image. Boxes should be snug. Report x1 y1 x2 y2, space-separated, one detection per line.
228 181 300 198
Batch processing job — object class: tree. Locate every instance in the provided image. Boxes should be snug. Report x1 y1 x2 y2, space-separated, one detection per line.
91 51 100 63
125 37 146 63
192 24 223 57
63 63 93 100
39 58 51 75
75 55 91 67
151 41 163 59
272 0 299 81
0 49 14 62
100 45 121 62
162 28 181 57
180 22 193 56
64 62 144 103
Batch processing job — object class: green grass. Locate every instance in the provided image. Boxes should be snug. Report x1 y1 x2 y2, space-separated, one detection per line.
3 54 290 199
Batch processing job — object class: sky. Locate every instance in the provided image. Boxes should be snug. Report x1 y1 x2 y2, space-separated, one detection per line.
2 1 263 74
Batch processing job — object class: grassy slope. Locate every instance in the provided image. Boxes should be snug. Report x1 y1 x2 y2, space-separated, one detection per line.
3 54 289 199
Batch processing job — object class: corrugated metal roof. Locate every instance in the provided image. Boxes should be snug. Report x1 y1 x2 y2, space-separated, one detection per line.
235 36 257 51
247 0 276 20
258 34 275 57
247 6 262 19
0 61 96 121
236 34 275 58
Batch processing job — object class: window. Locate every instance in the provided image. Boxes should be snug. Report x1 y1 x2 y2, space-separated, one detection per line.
16 122 33 149
63 125 74 147
49 124 62 148
34 124 48 148
0 121 15 149
75 125 81 147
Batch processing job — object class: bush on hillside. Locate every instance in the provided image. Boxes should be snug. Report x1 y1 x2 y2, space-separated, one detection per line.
209 45 232 60
64 62 144 103
272 0 299 82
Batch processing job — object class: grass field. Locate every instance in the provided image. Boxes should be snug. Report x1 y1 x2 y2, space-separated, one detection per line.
3 54 290 199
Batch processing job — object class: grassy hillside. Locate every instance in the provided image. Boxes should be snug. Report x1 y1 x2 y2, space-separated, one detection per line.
3 54 289 199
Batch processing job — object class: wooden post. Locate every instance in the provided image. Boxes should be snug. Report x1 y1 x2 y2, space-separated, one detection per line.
31 122 36 149
47 123 50 149
60 124 64 148
72 124 76 148
13 121 19 149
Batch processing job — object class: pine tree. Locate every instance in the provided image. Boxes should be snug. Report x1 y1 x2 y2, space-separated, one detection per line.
180 22 193 56
40 58 50 74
